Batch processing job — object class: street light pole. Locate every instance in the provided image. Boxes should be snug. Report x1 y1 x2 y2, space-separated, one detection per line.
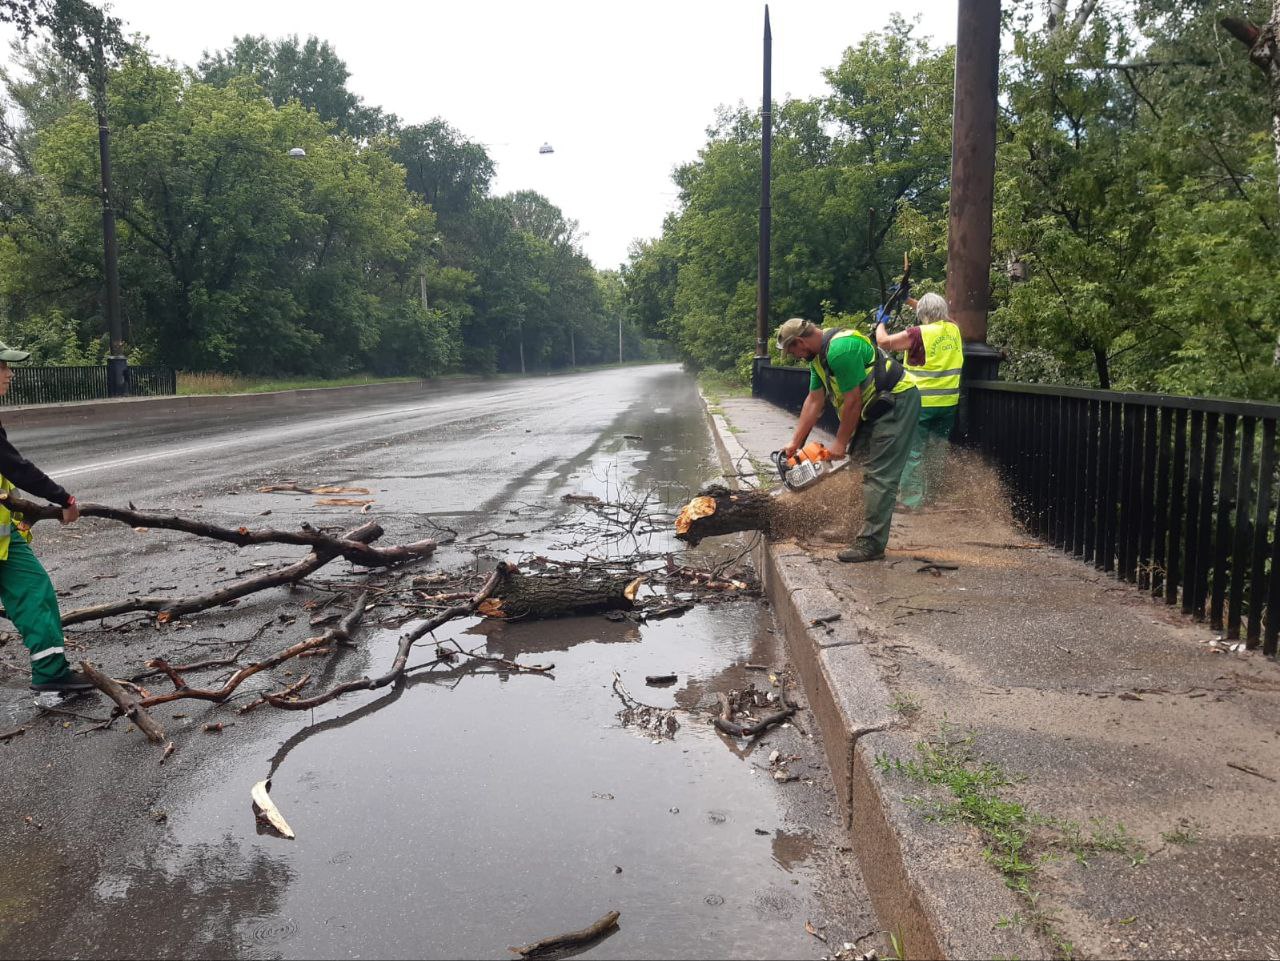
93 30 126 397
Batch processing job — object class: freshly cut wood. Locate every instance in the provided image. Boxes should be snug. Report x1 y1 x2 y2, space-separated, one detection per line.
509 909 620 957
674 484 779 546
251 779 295 839
81 661 166 743
480 562 642 620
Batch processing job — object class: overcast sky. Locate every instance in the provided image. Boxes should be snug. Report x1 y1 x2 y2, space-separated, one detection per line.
12 1 958 269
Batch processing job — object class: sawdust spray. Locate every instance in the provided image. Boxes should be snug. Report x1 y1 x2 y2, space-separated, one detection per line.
767 445 1012 544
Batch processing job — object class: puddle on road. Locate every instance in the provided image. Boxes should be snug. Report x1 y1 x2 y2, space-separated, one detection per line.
64 370 850 960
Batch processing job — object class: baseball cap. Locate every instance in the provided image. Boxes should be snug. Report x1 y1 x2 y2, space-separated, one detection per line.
775 318 815 350
0 342 30 363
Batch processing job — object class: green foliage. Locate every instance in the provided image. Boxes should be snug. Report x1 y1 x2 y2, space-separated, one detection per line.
0 58 444 376
625 16 953 378
197 34 391 139
990 0 1280 396
625 2 1280 404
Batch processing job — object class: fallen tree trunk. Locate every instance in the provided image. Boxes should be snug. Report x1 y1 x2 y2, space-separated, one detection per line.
674 485 779 546
480 561 643 619
60 522 433 626
1 493 436 568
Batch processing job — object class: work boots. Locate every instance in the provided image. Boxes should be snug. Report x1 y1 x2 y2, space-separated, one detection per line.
30 669 96 693
836 539 885 563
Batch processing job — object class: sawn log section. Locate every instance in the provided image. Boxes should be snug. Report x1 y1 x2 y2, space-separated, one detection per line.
674 485 777 547
481 562 643 619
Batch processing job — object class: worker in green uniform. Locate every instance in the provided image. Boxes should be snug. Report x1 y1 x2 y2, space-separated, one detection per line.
777 317 921 563
876 292 964 509
0 342 92 693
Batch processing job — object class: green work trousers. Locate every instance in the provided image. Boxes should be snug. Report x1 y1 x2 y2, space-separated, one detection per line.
898 405 958 509
0 536 70 684
855 386 921 553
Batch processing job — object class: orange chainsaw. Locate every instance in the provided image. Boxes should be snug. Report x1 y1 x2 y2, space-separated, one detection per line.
770 442 851 492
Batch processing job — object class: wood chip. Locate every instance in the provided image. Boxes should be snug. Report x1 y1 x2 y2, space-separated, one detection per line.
251 779 296 838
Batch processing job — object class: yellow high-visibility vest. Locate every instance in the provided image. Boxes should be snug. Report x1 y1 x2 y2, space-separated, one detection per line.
811 329 913 421
0 475 33 562
904 320 963 408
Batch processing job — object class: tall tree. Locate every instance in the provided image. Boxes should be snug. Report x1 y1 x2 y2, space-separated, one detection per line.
197 35 391 139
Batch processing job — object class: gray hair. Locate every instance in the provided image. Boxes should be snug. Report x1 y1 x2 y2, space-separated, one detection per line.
915 292 950 324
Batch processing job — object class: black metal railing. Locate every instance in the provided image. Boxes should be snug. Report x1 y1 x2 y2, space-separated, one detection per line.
968 381 1280 654
0 365 176 406
753 361 838 433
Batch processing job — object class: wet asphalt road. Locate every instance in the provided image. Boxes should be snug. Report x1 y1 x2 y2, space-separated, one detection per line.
0 365 878 959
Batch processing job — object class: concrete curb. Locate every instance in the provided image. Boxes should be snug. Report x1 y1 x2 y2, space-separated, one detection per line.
0 379 463 430
698 389 760 489
700 391 1041 961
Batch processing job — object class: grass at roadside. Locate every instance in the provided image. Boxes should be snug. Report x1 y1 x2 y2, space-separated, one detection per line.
876 723 1153 960
177 372 421 395
697 369 751 405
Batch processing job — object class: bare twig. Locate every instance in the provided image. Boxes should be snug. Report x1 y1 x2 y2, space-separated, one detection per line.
265 571 502 711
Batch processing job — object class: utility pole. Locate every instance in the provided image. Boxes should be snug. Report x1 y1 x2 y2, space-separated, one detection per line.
93 28 126 397
570 326 576 367
753 5 773 394
419 275 428 310
946 0 1002 381
618 314 623 365
519 318 526 375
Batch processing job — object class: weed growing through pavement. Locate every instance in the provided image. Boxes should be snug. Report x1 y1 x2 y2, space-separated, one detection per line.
1160 819 1202 846
890 690 923 720
874 724 1038 894
875 723 1144 960
1057 817 1144 868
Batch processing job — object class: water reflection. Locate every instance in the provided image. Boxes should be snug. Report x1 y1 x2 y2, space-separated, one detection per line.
8 836 294 960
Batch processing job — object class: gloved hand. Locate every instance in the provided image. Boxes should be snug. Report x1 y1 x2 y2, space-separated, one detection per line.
875 306 892 326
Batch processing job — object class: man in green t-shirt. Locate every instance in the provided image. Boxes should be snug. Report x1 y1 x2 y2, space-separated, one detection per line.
776 317 921 562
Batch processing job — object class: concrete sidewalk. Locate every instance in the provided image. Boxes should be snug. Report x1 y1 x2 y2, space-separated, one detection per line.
703 393 1280 961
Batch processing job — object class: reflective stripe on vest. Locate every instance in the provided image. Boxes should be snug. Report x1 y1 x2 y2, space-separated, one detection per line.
812 329 907 422
904 321 963 408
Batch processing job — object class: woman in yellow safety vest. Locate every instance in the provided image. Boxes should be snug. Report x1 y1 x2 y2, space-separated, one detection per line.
875 292 964 509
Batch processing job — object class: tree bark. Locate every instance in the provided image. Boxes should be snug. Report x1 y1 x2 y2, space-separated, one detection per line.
81 660 166 743
1093 345 1111 390
480 561 642 619
0 493 432 568
60 522 391 625
510 910 621 958
674 485 780 546
1222 6 1280 209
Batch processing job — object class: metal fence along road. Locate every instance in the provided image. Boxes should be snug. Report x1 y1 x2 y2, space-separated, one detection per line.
968 382 1280 654
753 360 1280 655
0 365 176 406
